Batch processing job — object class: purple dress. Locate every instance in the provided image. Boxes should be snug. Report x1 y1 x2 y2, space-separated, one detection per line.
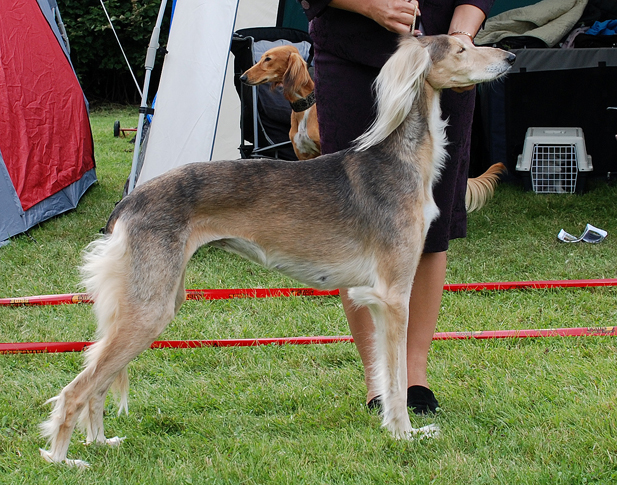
302 0 495 252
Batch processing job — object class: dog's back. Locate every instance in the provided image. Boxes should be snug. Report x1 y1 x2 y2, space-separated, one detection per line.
106 152 423 289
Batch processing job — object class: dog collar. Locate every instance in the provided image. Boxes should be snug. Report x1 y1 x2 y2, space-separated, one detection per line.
290 91 316 113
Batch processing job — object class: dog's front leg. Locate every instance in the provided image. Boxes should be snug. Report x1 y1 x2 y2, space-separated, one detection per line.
349 285 412 438
374 293 413 439
349 283 440 441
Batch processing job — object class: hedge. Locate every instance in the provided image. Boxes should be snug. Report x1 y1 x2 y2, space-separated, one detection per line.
60 0 172 104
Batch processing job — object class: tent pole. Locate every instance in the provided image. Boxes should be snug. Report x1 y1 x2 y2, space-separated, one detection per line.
52 6 71 53
127 0 169 194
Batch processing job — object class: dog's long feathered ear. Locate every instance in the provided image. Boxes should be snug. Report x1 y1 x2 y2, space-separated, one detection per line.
283 52 311 99
354 36 431 151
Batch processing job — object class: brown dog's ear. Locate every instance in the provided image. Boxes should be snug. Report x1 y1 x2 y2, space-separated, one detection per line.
282 52 311 98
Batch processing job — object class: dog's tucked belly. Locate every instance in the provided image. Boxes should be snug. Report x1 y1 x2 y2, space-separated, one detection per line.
209 237 373 289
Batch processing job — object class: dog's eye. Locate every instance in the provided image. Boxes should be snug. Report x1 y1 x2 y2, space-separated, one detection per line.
264 56 271 62
458 47 466 54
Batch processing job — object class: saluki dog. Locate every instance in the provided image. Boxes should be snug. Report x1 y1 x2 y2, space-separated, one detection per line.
241 44 506 211
240 44 320 160
40 34 515 467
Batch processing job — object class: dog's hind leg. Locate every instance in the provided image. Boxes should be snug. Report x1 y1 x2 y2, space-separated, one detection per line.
40 301 179 467
80 366 128 447
41 223 188 467
78 272 186 449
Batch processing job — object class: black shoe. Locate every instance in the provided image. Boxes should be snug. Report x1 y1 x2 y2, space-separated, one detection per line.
366 386 440 415
367 396 382 412
407 385 440 415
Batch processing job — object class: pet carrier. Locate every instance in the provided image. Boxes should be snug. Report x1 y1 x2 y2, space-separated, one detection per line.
515 127 593 193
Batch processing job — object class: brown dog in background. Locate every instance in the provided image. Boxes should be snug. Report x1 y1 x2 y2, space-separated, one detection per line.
241 45 506 211
241 45 320 160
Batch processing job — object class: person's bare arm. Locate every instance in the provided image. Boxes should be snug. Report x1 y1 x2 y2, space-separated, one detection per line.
448 4 486 44
448 4 487 92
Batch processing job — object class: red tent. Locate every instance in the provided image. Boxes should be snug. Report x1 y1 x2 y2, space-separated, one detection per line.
0 0 96 244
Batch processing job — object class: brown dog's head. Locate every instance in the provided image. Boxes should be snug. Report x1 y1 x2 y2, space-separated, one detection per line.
239 45 312 99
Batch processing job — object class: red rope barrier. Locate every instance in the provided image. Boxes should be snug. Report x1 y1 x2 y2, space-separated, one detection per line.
1 326 615 354
0 288 339 307
432 326 617 340
186 287 340 300
1 279 616 307
1 280 615 354
443 278 617 292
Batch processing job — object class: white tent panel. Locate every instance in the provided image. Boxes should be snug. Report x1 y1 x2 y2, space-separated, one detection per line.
136 0 279 187
212 0 279 161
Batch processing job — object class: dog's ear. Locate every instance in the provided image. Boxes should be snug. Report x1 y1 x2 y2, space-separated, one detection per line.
418 35 450 64
354 35 431 151
282 52 311 98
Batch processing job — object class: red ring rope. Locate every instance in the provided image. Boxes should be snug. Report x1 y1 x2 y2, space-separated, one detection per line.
1 279 616 307
1 279 615 354
1 326 615 354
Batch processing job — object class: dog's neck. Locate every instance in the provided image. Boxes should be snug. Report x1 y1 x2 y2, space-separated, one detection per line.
388 83 448 189
289 91 316 113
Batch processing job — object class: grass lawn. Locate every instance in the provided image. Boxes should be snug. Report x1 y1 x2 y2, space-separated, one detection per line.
0 106 616 483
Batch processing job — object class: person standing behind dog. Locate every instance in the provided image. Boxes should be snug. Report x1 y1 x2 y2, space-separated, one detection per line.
301 0 495 413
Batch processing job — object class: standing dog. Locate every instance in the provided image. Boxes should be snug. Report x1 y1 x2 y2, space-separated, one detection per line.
40 35 515 467
240 45 320 160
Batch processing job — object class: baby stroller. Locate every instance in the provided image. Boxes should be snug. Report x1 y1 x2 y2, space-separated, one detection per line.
230 27 313 160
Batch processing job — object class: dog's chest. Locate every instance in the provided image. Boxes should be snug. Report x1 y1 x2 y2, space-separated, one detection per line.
293 109 319 157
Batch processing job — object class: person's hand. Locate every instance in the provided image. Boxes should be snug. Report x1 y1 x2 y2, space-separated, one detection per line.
330 0 420 34
366 0 420 34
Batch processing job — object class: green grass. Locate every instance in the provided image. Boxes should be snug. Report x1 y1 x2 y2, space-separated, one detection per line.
1 106 616 483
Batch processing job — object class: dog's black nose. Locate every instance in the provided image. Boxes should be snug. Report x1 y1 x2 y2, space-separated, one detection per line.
506 52 516 65
239 73 248 83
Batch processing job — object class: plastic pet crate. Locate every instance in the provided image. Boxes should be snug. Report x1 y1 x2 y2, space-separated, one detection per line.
516 127 593 193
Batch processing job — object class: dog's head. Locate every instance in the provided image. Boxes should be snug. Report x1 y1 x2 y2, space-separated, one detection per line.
240 45 305 87
354 34 515 151
416 34 515 90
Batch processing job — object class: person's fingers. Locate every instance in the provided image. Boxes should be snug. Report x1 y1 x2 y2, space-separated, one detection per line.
380 0 421 33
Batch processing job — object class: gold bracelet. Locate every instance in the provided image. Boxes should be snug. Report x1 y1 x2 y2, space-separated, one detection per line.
449 31 475 44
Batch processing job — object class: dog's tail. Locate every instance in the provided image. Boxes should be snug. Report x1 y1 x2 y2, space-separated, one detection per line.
465 163 506 213
80 221 131 415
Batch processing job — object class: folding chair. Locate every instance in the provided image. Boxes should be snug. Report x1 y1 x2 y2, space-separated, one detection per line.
230 27 313 160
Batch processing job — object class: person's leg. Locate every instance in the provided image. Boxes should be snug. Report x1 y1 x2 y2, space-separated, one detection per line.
344 250 447 404
340 289 377 402
405 251 446 388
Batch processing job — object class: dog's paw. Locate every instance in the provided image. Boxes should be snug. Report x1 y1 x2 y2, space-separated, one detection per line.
84 435 126 447
40 448 90 469
410 423 440 440
105 436 126 447
64 458 91 469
